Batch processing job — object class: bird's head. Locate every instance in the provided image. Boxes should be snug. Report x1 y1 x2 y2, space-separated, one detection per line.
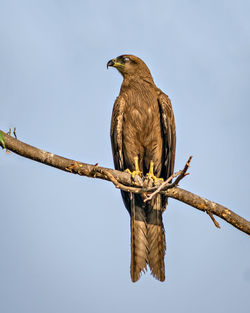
107 54 153 80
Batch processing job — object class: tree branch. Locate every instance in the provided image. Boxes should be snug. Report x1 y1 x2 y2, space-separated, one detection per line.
1 130 249 235
144 156 192 202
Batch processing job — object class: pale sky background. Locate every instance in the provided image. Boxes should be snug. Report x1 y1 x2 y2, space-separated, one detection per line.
0 1 250 312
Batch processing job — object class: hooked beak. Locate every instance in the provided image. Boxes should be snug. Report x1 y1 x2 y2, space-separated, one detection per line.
107 59 115 69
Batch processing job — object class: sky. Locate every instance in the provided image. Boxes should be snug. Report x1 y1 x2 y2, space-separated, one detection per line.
0 0 250 312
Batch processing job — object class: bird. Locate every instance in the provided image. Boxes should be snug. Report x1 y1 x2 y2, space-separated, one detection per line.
107 54 176 282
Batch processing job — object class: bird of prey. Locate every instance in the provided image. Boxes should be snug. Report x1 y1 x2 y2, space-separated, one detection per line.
107 55 176 282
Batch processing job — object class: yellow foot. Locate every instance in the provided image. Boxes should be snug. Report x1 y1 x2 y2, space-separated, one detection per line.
146 161 164 185
125 156 142 179
125 168 142 179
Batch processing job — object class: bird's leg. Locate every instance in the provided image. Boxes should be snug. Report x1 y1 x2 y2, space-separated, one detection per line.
146 161 164 185
125 156 142 178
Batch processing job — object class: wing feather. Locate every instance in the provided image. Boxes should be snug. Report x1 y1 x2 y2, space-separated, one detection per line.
157 91 176 180
110 96 126 171
111 95 148 282
157 91 176 209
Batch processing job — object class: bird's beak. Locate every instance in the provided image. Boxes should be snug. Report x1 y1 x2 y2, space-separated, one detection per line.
107 59 115 69
107 58 125 69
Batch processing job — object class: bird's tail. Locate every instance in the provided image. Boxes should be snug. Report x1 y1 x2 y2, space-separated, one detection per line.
129 193 165 282
130 194 148 282
146 194 166 281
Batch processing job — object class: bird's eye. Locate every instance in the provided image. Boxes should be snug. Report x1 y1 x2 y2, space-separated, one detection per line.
123 57 130 62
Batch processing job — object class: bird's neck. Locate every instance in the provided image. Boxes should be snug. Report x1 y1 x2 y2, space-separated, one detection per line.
121 75 156 92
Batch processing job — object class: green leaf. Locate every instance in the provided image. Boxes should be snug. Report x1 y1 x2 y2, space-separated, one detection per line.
0 131 6 149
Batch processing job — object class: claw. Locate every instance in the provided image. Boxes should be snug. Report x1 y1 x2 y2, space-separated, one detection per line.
125 168 142 179
125 156 142 178
146 161 163 185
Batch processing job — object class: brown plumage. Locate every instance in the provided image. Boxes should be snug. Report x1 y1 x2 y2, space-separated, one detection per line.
107 55 176 282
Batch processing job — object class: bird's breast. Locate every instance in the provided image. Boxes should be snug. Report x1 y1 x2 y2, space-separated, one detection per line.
123 91 160 136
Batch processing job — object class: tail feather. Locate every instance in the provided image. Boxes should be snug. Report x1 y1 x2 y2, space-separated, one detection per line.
147 223 166 281
130 218 148 282
147 195 166 281
129 193 166 282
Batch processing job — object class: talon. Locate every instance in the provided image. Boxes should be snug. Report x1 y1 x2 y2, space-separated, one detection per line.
125 168 142 179
146 161 163 185
125 156 142 178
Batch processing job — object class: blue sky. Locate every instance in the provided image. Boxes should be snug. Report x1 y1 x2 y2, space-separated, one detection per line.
0 1 249 312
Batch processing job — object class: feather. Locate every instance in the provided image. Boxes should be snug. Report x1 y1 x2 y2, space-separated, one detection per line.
147 195 166 281
130 193 148 282
109 55 176 282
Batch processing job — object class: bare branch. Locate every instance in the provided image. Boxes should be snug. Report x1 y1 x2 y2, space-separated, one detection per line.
1 130 249 235
144 156 192 202
206 210 221 229
144 170 182 202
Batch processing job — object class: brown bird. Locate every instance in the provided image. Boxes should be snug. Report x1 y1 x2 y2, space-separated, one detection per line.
107 55 176 282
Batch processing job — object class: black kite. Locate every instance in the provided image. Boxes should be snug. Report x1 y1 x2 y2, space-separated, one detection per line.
107 55 176 282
